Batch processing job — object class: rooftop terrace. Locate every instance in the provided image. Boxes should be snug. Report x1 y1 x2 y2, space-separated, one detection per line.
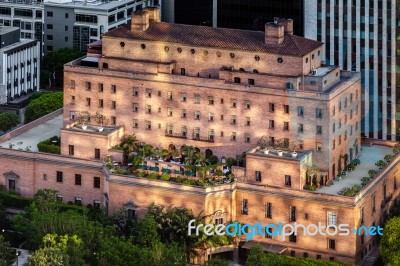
318 145 393 196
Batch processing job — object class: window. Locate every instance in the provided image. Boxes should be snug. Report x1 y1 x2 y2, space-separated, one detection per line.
181 93 187 102
146 89 152 98
360 207 364 224
68 145 74 155
65 13 69 19
289 233 296 242
146 121 151 130
98 83 103 92
47 24 53 30
231 132 236 141
269 103 275 112
269 120 275 129
76 14 97 23
180 68 185 75
248 79 255 85
291 251 296 257
147 105 151 114
86 98 91 106
47 11 53 17
70 111 75 120
245 100 251 109
94 149 100 159
133 87 138 96
166 108 173 117
245 133 250 143
284 105 289 114
167 91 172 100
181 109 187 118
208 129 214 141
231 115 236 124
284 122 289 131
289 206 296 222
327 211 337 226
328 239 336 250
339 102 342 111
75 197 82 205
246 117 250 126
94 177 100 188
111 101 116 109
194 128 200 139
231 99 237 108
317 255 321 260
220 115 224 120
75 174 82 185
316 142 322 151
158 107 161 113
255 171 262 182
111 85 116 93
220 98 224 104
133 103 138 112
208 96 214 105
111 116 116 125
285 175 292 187
195 111 200 120
316 126 322 135
303 253 308 258
56 171 63 183
316 108 323 118
297 106 304 116
208 112 214 121
70 80 75 88
241 199 248 215
93 200 100 208
234 77 241 83
265 202 272 218
298 123 304 133
265 227 273 238
56 194 63 202
194 94 200 103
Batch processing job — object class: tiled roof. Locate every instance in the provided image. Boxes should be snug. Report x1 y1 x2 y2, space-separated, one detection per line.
104 22 322 56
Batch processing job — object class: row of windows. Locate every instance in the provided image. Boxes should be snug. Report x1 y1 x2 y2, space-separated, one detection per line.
56 195 101 208
54 171 101 188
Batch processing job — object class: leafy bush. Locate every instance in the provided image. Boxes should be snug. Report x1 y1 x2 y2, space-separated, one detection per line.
175 176 184 183
0 191 33 208
136 171 145 177
368 170 377 178
37 136 60 154
361 177 370 183
375 160 387 168
343 189 356 197
208 155 219 165
25 92 63 123
352 184 361 192
304 184 317 191
0 112 20 132
148 173 158 179
352 159 361 165
225 157 236 167
197 180 206 187
115 169 130 175
183 179 196 186
384 154 394 163
160 174 170 181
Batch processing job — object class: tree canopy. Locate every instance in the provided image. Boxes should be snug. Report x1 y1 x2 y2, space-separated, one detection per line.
25 93 63 123
380 216 400 265
0 113 20 132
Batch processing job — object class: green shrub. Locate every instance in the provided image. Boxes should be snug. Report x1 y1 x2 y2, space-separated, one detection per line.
304 184 317 191
0 112 20 132
352 158 361 165
175 176 184 183
0 191 33 208
37 136 60 154
368 170 377 178
197 180 206 187
183 179 196 186
136 171 145 177
208 155 219 165
384 154 394 162
115 169 130 175
148 173 158 179
160 174 171 181
352 184 361 192
343 189 356 197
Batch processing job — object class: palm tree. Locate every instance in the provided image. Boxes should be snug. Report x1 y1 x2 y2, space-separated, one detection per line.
121 134 138 164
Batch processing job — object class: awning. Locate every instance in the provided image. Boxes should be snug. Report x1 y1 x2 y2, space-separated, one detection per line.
149 166 159 172
136 165 148 170
185 171 195 176
241 241 287 254
161 168 171 173
173 170 183 174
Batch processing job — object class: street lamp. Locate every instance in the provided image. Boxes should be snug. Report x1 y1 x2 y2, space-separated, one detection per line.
15 250 21 266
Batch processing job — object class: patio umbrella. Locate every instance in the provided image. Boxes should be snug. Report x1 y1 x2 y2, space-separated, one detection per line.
185 171 195 177
161 168 171 173
137 165 148 170
150 166 159 172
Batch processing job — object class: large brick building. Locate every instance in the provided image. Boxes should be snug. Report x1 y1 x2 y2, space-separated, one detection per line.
0 7 398 265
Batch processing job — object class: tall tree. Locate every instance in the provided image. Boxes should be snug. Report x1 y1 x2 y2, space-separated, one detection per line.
380 216 400 265
0 113 20 133
0 235 15 266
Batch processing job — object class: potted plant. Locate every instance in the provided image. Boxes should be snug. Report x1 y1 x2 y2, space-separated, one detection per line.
94 112 109 132
375 160 386 170
78 111 91 130
276 138 285 156
289 141 299 158
257 135 270 154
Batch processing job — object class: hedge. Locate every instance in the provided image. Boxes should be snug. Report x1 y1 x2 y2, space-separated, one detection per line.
25 92 63 123
37 136 60 154
0 191 33 209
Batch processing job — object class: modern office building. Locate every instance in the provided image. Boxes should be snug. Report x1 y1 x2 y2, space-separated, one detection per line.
43 0 155 53
304 0 399 141
0 0 44 43
161 0 304 35
0 27 40 109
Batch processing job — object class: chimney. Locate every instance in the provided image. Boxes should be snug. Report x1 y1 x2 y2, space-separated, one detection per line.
131 10 150 31
265 22 285 45
143 6 161 22
278 18 294 35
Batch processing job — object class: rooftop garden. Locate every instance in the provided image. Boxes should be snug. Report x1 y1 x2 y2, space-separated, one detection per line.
106 134 237 188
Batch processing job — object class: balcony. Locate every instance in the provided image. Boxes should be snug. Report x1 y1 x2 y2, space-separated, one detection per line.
165 132 187 139
192 134 214 143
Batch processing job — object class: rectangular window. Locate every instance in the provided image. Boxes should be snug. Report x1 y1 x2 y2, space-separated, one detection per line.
208 96 214 105
75 197 82 204
68 145 74 155
289 233 296 242
147 105 151 114
231 132 236 141
111 116 116 125
70 80 75 88
181 93 187 102
56 171 63 183
269 120 275 129
195 111 200 120
194 94 200 103
316 142 322 151
244 133 250 143
47 24 53 30
248 78 255 85
284 122 289 131
316 126 322 135
181 109 186 118
360 207 364 224
158 91 162 97
298 123 304 133
297 106 304 116
290 206 296 222
246 117 250 126
98 83 103 92
231 115 236 124
180 68 185 75
265 202 272 218
94 177 100 188
328 239 336 250
133 103 138 112
242 199 248 215
285 175 292 187
93 200 100 208
133 87 138 96
327 211 337 226
316 108 323 118
85 81 91 90
75 174 82 185
231 99 237 108
269 103 275 112
255 171 262 182
133 119 138 128
284 105 289 113
47 11 53 17
146 121 151 130
146 89 152 97
245 100 251 109
111 85 116 93
94 148 100 159
167 91 172 100
86 98 91 106
234 77 241 83
111 101 116 109
333 139 336 150
208 112 214 121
